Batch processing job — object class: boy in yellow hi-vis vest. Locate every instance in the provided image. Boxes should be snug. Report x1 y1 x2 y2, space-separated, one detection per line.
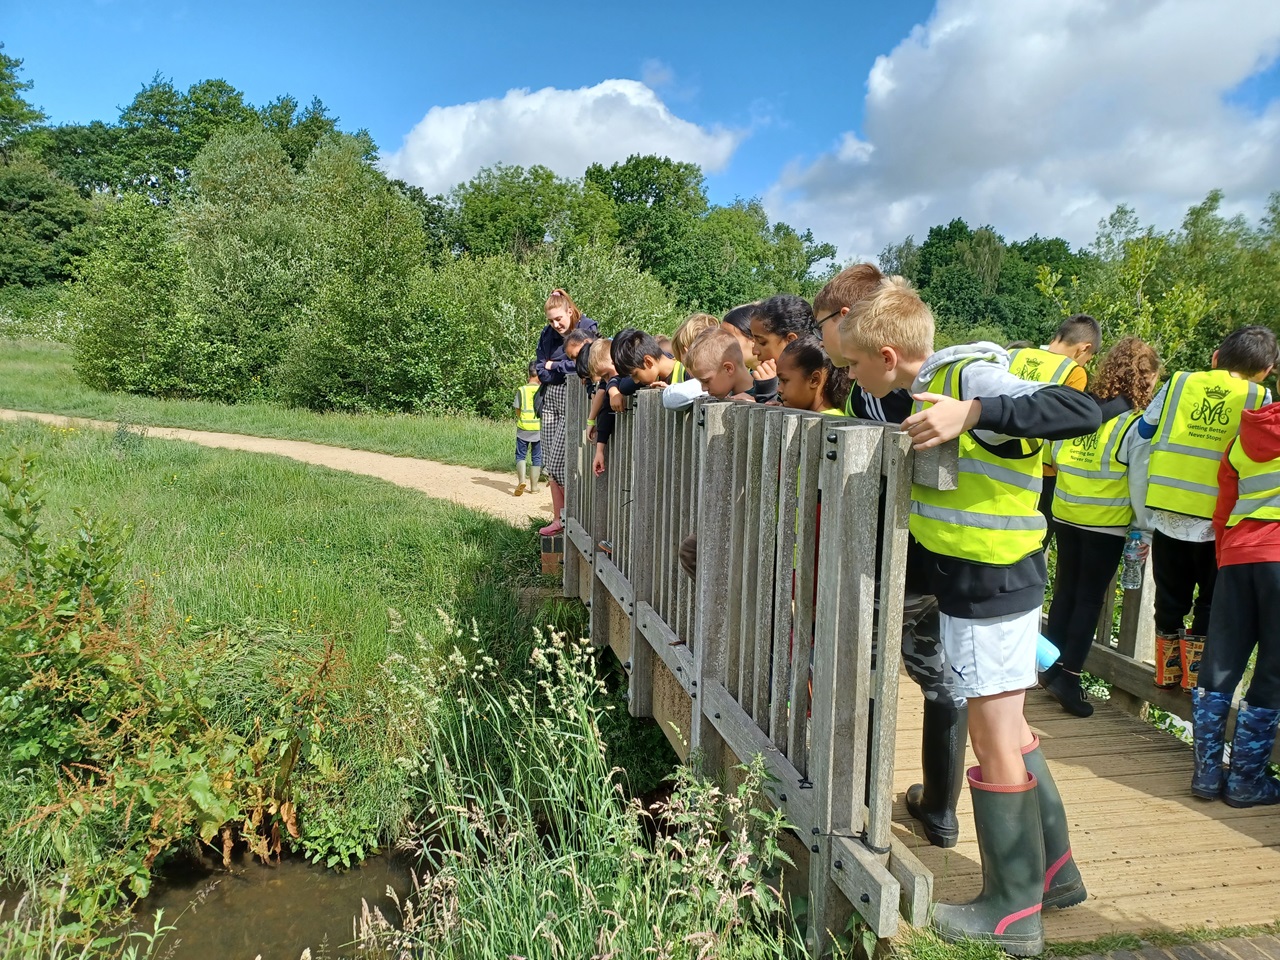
841 278 1100 955
1008 315 1100 547
513 362 542 496
1134 326 1276 690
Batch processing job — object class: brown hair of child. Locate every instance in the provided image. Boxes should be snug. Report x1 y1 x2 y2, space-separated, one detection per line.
814 262 885 316
1091 337 1162 410
671 313 721 362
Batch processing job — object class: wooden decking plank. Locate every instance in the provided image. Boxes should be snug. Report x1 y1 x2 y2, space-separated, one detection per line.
890 670 1280 940
1219 938 1279 960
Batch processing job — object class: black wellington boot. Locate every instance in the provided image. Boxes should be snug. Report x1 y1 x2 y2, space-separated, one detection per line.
932 767 1045 957
905 700 967 848
1022 737 1086 909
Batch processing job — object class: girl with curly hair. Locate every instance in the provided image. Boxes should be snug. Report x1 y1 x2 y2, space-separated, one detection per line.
1041 336 1162 716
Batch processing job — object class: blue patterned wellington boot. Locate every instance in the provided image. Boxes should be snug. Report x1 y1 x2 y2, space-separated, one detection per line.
1191 689 1232 799
1224 702 1280 808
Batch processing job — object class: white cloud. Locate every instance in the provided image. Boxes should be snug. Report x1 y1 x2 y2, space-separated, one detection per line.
767 0 1280 262
381 79 742 194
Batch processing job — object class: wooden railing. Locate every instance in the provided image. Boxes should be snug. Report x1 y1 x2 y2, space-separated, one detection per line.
562 386 950 950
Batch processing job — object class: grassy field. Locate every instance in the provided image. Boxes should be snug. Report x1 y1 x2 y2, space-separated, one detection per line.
0 340 516 473
0 417 543 668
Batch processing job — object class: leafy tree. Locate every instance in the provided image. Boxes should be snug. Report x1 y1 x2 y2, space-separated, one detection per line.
0 44 45 164
259 94 340 169
180 127 313 395
277 134 427 410
878 236 921 283
30 121 124 195
73 194 194 394
451 163 575 256
0 155 93 286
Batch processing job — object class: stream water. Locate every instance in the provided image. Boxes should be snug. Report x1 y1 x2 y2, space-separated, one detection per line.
133 852 413 960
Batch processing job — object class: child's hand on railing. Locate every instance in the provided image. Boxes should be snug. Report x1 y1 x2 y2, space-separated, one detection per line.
903 394 982 450
609 388 625 412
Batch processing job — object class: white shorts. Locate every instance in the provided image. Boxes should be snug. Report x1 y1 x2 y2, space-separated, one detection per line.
940 608 1039 699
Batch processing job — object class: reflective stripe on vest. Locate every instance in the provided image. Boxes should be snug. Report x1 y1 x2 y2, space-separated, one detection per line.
909 358 1046 565
670 359 686 384
1051 411 1138 527
517 383 541 432
1147 371 1263 519
1227 439 1280 526
1008 347 1077 386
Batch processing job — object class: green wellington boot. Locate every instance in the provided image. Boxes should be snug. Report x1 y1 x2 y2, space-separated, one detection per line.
932 767 1045 957
1022 737 1086 909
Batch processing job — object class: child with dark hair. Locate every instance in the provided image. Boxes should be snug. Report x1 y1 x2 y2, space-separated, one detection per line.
1040 337 1162 715
1137 324 1277 691
776 335 851 414
513 361 543 496
611 328 686 386
748 295 817 371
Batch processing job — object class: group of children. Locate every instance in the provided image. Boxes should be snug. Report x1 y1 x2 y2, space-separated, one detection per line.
521 269 1280 955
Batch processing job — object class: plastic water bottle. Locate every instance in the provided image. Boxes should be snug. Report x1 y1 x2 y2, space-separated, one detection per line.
1121 530 1145 590
1036 634 1060 672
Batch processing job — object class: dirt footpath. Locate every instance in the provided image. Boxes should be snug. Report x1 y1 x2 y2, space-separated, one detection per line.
0 409 553 527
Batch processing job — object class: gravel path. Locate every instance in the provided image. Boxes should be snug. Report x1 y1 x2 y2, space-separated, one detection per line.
0 408 553 527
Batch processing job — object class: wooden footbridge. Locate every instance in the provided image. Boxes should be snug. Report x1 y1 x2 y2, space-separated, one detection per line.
559 388 1280 952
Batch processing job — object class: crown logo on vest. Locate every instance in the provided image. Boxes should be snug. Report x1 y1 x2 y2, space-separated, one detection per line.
1204 385 1230 400
1021 357 1042 379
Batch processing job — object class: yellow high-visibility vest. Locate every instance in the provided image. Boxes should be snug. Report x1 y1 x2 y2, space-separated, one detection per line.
1008 347 1079 386
909 358 1045 565
670 359 687 384
1051 411 1138 528
517 383 541 432
1147 370 1264 519
1226 439 1280 527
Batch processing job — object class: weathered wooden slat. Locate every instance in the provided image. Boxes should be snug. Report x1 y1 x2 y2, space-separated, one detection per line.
626 393 659 718
566 517 593 568
702 677 815 832
594 553 633 613
806 425 883 955
654 404 671 624
636 600 696 696
886 832 933 927
737 407 764 715
671 406 688 642
663 401 680 628
752 407 783 726
829 835 900 939
1116 559 1155 661
769 413 803 754
588 464 610 650
724 406 749 698
787 416 823 774
867 428 910 855
562 383 583 597
690 401 733 773
683 410 698 644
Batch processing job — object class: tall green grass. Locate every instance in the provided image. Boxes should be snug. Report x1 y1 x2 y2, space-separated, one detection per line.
0 340 516 473
357 626 807 959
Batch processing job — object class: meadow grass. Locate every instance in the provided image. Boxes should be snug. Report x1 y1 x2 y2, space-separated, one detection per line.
0 417 542 672
0 340 516 473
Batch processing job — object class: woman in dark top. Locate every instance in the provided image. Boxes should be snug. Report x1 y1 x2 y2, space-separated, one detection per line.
536 288 598 536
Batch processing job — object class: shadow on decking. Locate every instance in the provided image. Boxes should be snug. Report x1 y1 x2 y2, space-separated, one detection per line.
891 687 1280 941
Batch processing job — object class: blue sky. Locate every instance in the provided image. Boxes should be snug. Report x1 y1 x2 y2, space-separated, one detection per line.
6 0 1280 259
